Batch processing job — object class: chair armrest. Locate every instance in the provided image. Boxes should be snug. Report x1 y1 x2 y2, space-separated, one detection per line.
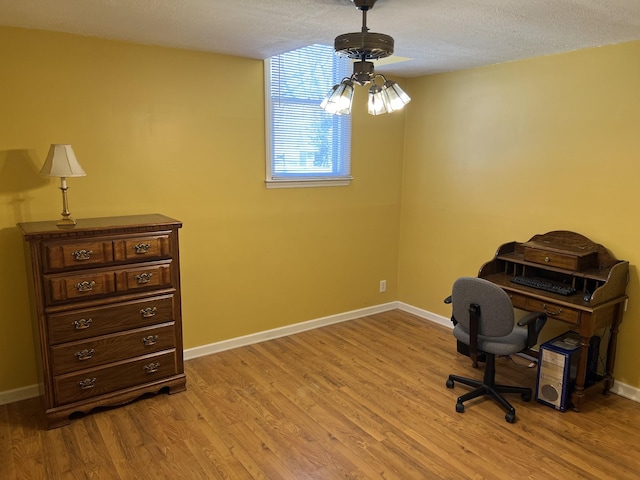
517 311 547 349
444 295 458 326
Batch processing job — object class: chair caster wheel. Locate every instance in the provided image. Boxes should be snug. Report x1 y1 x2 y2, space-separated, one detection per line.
455 402 465 413
505 412 516 423
521 392 532 402
446 379 454 389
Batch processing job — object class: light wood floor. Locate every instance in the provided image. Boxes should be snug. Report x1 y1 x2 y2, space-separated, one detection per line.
2 310 640 479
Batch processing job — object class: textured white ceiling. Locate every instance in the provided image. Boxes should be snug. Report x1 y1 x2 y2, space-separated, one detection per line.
1 0 639 77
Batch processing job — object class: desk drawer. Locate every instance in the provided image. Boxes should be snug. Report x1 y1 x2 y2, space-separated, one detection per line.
506 292 528 309
527 299 581 325
523 247 596 271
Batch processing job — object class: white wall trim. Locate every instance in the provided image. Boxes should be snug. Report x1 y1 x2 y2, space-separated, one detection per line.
184 302 399 360
609 380 640 403
397 301 453 329
3 301 638 406
0 384 40 406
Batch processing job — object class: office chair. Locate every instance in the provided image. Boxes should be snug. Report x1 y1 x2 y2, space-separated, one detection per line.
445 277 547 423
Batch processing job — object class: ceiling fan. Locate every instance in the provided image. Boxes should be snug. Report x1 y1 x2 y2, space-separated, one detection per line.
321 0 411 115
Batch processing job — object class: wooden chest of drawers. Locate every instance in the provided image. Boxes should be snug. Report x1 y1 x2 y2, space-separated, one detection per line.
18 214 186 428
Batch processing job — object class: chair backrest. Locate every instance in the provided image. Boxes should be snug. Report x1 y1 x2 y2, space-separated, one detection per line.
451 277 515 337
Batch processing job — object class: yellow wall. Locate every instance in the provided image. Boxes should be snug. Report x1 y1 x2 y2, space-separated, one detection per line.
2 25 639 395
399 41 640 388
0 27 405 392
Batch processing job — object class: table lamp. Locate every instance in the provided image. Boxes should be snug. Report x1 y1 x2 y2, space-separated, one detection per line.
40 144 86 227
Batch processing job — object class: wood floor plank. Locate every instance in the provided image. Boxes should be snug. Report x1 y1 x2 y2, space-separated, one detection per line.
230 345 391 479
0 397 16 480
2 309 640 479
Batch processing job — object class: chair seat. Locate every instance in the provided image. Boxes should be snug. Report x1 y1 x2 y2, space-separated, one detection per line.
453 324 528 356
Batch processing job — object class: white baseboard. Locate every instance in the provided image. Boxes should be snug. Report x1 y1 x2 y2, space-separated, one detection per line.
610 380 640 403
0 384 40 406
397 301 453 329
2 301 638 406
184 302 399 360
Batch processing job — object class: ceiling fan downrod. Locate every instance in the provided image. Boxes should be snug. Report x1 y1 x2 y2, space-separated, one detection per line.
334 0 394 62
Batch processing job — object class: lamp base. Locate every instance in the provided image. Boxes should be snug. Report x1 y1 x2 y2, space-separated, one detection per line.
57 216 77 228
57 180 77 228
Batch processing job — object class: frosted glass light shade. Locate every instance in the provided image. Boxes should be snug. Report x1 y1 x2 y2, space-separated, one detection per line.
321 80 354 115
367 84 390 115
382 80 411 111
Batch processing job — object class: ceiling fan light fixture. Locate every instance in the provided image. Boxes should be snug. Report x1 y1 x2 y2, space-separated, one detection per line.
321 0 411 116
367 84 390 115
382 80 411 111
321 79 355 115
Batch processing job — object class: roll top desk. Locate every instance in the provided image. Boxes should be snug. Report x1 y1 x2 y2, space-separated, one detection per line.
478 231 629 410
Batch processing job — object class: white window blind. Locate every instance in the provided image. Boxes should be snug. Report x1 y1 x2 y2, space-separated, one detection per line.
265 44 352 188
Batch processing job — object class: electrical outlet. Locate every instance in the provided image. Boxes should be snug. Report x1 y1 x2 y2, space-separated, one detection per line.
379 280 387 293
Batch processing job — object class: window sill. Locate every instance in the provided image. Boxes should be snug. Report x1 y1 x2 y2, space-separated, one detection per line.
265 177 353 189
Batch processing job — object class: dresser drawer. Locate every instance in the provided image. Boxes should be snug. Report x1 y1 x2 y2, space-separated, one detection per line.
54 350 178 405
51 323 177 375
113 234 172 263
115 261 173 292
43 240 115 272
526 298 581 325
45 271 116 304
48 294 175 344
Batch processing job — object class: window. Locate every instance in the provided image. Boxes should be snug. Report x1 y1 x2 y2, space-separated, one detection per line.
265 44 352 188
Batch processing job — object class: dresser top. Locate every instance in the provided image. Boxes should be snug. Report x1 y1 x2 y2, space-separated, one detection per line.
18 214 181 240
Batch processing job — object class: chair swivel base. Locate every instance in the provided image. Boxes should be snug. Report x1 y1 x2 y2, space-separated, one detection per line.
446 374 532 423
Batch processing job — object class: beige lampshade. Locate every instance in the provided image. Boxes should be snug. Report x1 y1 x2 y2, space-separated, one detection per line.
40 144 86 177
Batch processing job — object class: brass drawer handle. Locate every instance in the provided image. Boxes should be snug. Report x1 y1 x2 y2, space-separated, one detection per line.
135 273 153 284
72 249 93 261
74 349 95 361
140 307 157 318
134 243 151 254
78 378 96 390
143 362 160 374
142 335 159 346
544 256 551 263
73 318 92 330
75 280 96 292
542 303 563 316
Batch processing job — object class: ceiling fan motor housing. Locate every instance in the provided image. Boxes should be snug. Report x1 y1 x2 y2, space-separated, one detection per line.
334 32 394 60
352 0 377 11
335 0 394 60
